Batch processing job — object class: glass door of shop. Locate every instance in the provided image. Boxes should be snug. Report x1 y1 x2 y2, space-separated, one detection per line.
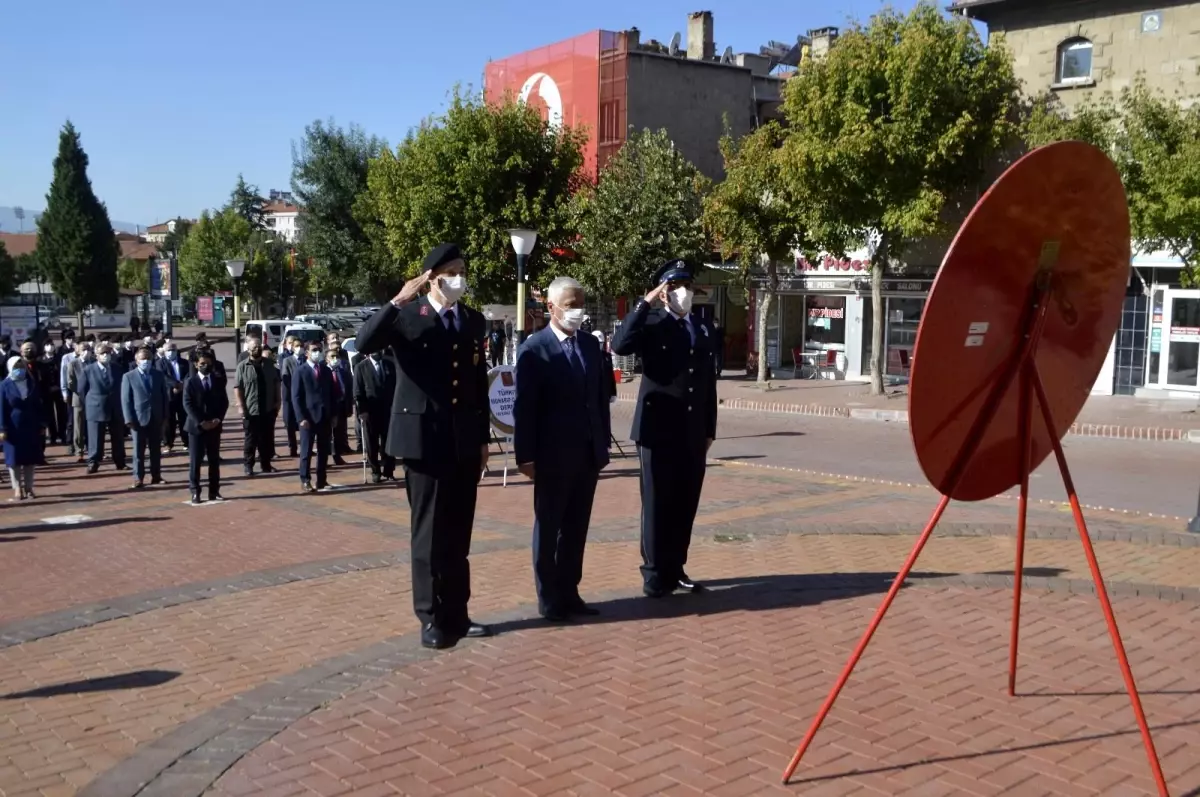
1161 290 1200 390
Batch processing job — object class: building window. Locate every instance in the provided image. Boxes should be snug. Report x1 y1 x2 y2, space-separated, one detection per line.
1056 37 1093 84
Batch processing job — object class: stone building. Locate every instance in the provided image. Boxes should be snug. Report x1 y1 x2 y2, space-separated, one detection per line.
951 0 1200 108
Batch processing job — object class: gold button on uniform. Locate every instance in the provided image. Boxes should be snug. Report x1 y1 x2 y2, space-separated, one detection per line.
688 387 694 392
453 344 459 350
452 379 458 386
452 362 458 368
687 405 693 411
452 398 458 405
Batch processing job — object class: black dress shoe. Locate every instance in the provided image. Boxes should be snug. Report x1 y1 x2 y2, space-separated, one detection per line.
333 456 347 466
371 473 382 484
421 623 454 650
301 482 316 494
208 493 225 502
261 465 276 474
86 464 99 474
190 493 203 505
643 585 672 599
459 621 492 638
150 476 165 485
568 600 601 617
243 468 254 477
541 607 572 623
677 573 705 592
131 480 144 490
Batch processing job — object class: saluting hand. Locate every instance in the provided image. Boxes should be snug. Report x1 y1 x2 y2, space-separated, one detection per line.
643 283 670 307
392 271 432 307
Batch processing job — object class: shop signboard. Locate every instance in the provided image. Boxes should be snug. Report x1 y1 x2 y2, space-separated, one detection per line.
149 257 179 300
1150 326 1162 353
197 296 214 323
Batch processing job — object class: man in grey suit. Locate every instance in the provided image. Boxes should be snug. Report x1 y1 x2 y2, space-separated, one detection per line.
80 343 128 473
122 345 170 488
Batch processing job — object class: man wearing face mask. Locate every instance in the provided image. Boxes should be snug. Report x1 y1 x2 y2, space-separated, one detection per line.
0 336 11 380
183 349 229 504
66 342 92 462
610 260 718 598
279 337 302 457
156 341 190 454
292 341 334 492
513 276 612 622
353 346 397 483
122 346 171 488
234 338 281 476
325 332 354 463
79 344 128 473
38 340 68 448
356 242 493 650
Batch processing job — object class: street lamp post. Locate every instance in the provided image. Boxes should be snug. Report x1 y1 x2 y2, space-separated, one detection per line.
1188 486 1200 534
225 259 246 334
508 228 538 346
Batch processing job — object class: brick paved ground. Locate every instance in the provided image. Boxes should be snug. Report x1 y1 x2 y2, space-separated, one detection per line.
2 407 1199 796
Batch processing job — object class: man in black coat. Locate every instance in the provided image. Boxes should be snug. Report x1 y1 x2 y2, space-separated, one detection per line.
156 340 191 453
610 260 718 598
514 276 611 622
291 341 334 492
353 349 397 483
182 349 228 504
355 242 492 650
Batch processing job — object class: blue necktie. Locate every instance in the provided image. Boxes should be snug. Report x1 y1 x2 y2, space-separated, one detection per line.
564 336 585 384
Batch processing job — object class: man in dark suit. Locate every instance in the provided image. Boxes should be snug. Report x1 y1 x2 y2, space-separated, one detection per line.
355 242 492 650
292 341 333 493
610 260 718 598
182 349 228 504
122 346 171 488
514 276 611 622
279 336 300 457
353 348 397 483
79 344 128 473
326 338 354 464
156 340 190 453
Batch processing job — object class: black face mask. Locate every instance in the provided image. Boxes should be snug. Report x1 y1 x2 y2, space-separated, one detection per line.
197 364 211 375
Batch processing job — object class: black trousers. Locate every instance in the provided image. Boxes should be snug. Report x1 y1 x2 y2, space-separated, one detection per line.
88 419 127 468
361 411 394 477
332 413 351 455
404 455 481 629
299 419 331 486
48 392 67 443
532 457 599 613
164 395 187 448
282 402 298 454
242 414 273 471
637 444 707 590
188 428 221 496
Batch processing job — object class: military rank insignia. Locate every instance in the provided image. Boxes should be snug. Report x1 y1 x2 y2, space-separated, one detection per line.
420 305 429 316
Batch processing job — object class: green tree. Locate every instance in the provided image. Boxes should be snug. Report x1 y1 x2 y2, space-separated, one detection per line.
1026 79 1200 286
570 128 710 298
34 121 121 330
177 208 251 298
0 241 16 297
366 88 586 303
161 218 193 255
780 3 1020 394
117 257 149 292
229 175 266 231
704 122 808 383
291 119 389 298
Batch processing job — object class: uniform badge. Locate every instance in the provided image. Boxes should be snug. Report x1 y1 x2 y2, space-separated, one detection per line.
701 325 709 337
419 305 429 316
473 352 480 365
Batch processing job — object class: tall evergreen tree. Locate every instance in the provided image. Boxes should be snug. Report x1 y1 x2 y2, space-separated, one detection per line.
229 175 266 230
35 121 120 330
0 241 16 298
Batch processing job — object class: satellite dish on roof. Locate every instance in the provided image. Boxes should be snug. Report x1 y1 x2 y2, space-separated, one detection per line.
721 45 734 64
669 32 681 56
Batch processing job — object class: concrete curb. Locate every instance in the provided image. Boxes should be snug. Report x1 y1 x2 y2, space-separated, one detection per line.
614 391 1199 443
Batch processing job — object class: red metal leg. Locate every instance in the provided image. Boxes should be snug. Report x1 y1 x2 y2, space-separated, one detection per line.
1008 367 1035 697
1031 368 1170 797
781 494 951 783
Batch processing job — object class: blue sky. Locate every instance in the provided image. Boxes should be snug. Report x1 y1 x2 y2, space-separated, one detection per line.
1 0 892 226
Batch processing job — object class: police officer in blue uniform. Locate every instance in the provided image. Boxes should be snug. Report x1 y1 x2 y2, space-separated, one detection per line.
610 260 718 598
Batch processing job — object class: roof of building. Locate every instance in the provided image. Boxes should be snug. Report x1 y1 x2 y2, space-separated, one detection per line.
264 200 300 215
0 233 38 257
948 0 1037 21
120 241 159 260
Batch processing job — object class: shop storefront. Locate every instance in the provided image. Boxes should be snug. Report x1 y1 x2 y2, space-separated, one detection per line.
751 257 933 381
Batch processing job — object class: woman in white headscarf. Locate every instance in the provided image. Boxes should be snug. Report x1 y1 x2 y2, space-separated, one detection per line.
0 354 44 500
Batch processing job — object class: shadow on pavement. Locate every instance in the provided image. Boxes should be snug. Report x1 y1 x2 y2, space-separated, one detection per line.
2 669 181 699
789 718 1200 788
718 431 808 440
981 567 1068 578
491 571 953 636
0 536 36 543
713 455 766 462
0 516 170 536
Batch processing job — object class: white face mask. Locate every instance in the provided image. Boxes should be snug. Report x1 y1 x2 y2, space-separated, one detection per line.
670 286 695 315
556 307 585 333
439 274 467 304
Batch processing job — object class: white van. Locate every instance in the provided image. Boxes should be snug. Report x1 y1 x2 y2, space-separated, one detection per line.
279 323 327 357
242 319 291 352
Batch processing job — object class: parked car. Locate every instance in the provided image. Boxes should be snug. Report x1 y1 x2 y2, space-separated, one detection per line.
279 323 327 357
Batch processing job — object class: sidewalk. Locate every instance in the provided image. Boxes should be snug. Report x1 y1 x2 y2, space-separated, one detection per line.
617 374 1200 443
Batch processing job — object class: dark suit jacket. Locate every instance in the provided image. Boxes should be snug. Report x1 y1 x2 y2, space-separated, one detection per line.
355 297 489 464
609 301 718 451
79 362 125 423
182 372 230 435
514 327 611 471
291 361 333 427
353 356 397 416
328 359 354 417
156 356 191 399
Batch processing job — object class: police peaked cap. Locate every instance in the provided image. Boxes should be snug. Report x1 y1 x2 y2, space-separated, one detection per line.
423 242 464 273
653 259 694 286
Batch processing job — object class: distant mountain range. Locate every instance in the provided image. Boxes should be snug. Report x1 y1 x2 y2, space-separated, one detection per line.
0 206 144 235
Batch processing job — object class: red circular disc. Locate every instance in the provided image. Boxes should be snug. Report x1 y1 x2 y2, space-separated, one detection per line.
909 141 1130 502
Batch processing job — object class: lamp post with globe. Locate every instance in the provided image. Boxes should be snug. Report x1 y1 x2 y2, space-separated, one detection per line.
508 228 538 346
224 259 246 334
